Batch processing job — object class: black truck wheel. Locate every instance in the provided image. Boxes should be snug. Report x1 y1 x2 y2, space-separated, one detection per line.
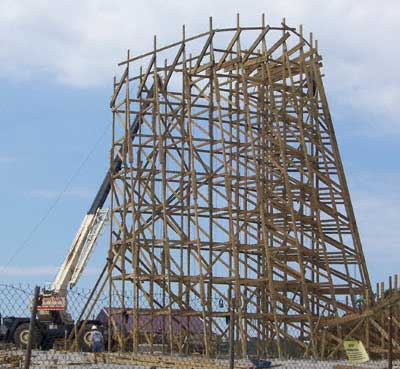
78 325 92 352
13 322 42 348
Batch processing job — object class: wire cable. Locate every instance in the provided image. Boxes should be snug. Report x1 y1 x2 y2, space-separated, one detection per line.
0 122 110 273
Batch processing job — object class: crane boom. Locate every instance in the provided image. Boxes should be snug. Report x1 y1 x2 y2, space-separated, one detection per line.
51 209 109 292
51 83 155 294
11 82 158 352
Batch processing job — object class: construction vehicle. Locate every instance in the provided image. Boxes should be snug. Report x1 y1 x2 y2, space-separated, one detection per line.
0 191 110 349
0 95 148 350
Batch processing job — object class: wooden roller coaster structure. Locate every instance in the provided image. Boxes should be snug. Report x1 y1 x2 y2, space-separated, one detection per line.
73 15 399 359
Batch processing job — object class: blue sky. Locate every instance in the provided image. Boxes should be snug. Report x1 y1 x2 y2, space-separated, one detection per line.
0 0 399 292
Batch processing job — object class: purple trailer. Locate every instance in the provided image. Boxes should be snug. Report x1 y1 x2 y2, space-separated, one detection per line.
96 308 206 351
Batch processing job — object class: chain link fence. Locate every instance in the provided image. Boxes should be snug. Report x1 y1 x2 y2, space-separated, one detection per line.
0 284 395 368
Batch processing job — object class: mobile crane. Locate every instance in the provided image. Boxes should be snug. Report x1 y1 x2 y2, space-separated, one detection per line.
0 85 151 349
0 162 115 349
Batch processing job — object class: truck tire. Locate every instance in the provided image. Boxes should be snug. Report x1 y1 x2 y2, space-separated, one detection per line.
78 325 92 352
13 322 42 349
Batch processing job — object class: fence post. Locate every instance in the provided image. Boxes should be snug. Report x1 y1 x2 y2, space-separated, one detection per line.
24 285 40 369
388 276 393 369
229 294 236 369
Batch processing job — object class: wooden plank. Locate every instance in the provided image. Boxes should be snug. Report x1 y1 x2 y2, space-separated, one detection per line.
110 67 128 108
137 54 156 97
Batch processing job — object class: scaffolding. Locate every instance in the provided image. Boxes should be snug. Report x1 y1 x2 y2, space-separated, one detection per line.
74 16 389 359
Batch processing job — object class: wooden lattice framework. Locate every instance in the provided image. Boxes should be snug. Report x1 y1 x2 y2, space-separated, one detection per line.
107 16 373 357
75 16 386 358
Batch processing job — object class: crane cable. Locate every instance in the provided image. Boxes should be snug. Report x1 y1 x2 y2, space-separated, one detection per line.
0 122 110 274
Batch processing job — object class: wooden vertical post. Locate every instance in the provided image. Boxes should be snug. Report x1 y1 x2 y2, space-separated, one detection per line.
24 286 40 369
388 276 393 369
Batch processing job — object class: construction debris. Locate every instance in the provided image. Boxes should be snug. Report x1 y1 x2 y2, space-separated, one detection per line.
104 353 274 369
0 351 23 368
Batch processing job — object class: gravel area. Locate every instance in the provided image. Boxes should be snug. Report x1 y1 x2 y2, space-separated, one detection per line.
0 349 396 369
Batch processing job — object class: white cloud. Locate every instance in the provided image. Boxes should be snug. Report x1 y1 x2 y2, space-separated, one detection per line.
0 0 399 133
349 173 400 283
0 265 58 276
0 156 17 163
0 265 101 277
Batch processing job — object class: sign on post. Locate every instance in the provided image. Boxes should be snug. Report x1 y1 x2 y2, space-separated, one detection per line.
343 340 369 363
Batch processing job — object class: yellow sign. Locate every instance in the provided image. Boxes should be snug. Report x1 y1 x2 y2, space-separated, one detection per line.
343 340 369 363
